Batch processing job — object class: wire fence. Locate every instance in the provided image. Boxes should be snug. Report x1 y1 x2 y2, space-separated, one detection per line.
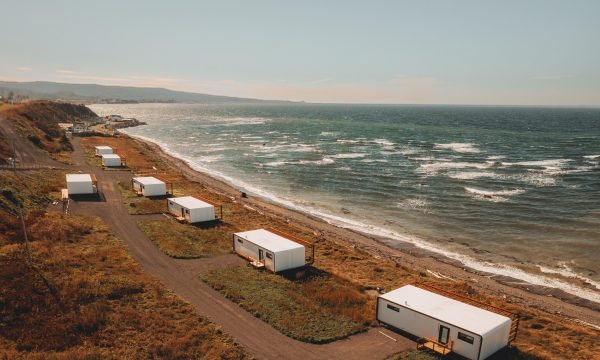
0 163 66 171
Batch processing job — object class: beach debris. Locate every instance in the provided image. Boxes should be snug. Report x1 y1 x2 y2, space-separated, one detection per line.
241 191 247 198
427 269 455 281
341 207 351 214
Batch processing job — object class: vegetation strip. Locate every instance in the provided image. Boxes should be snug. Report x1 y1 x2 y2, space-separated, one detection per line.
200 265 373 343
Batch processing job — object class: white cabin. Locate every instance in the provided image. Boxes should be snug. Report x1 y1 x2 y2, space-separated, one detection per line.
95 146 113 156
167 196 216 223
377 285 514 360
66 174 97 195
132 176 166 197
101 154 122 167
233 229 306 272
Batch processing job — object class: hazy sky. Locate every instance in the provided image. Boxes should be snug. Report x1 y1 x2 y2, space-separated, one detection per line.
1 0 599 105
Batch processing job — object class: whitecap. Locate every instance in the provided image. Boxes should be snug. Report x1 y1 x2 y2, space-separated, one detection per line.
464 187 525 197
447 171 500 180
320 131 342 136
434 143 480 153
417 161 491 176
583 155 600 160
502 159 571 167
330 153 368 159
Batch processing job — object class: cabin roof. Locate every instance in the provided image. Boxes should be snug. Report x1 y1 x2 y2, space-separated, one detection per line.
101 154 121 159
379 285 511 336
66 174 92 183
168 196 213 210
235 229 304 253
95 145 112 150
133 176 165 186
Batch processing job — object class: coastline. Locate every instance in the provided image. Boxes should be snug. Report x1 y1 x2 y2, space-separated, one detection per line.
126 132 600 328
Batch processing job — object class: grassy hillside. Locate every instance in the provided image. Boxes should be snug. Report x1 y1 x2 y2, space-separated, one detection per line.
0 170 249 358
0 101 97 163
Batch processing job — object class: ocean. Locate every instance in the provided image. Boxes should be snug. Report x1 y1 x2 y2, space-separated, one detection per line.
89 103 600 303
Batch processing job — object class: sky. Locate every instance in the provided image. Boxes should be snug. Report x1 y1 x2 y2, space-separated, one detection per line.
1 0 599 105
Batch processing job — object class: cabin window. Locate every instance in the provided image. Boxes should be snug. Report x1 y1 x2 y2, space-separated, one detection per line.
266 252 273 259
185 209 190 214
386 304 400 312
237 238 243 243
458 332 474 344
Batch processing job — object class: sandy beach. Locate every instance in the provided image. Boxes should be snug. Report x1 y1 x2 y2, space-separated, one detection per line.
131 135 600 328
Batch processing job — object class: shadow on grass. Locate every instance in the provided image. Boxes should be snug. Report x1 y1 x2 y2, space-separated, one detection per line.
69 193 106 202
488 346 544 360
189 219 224 229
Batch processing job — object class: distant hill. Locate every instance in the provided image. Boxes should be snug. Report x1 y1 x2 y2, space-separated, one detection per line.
0 81 290 104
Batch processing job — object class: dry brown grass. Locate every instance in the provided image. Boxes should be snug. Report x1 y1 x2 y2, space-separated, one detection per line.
0 210 249 359
0 170 249 359
138 218 232 258
200 265 372 343
117 181 167 215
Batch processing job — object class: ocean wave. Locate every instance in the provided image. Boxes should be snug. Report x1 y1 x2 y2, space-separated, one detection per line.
200 116 272 127
397 198 429 213
372 138 396 146
263 157 335 167
502 159 572 167
464 186 525 202
434 143 480 153
583 155 600 160
320 131 342 136
330 153 368 159
417 161 491 176
487 155 506 160
539 262 600 291
447 171 500 180
336 139 362 144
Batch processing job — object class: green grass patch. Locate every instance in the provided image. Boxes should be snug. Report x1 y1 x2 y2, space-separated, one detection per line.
117 182 166 215
138 219 232 258
199 265 373 343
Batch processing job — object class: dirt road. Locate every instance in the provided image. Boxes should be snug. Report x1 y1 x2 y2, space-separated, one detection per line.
66 137 413 359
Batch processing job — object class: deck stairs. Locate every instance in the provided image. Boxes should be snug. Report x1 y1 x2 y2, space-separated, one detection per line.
417 337 453 356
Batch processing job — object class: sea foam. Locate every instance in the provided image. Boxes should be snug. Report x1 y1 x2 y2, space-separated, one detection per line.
434 143 480 153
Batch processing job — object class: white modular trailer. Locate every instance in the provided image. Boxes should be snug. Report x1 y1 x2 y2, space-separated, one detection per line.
132 176 166 197
377 285 512 360
233 229 305 272
101 154 122 167
66 174 97 195
95 145 113 156
167 196 215 223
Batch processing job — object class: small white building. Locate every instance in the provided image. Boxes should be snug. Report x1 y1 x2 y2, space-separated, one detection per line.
167 196 218 223
233 229 307 273
101 154 122 167
66 174 97 195
95 146 113 156
377 285 516 360
132 176 167 197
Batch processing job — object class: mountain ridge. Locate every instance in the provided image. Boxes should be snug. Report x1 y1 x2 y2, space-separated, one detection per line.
0 80 293 104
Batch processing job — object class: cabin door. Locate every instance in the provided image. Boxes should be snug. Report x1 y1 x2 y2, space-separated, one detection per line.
258 249 264 263
438 325 450 344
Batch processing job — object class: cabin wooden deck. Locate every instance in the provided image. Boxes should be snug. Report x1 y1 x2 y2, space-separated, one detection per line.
417 337 453 356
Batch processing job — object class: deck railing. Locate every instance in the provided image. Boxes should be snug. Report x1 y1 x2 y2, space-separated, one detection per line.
417 337 453 355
